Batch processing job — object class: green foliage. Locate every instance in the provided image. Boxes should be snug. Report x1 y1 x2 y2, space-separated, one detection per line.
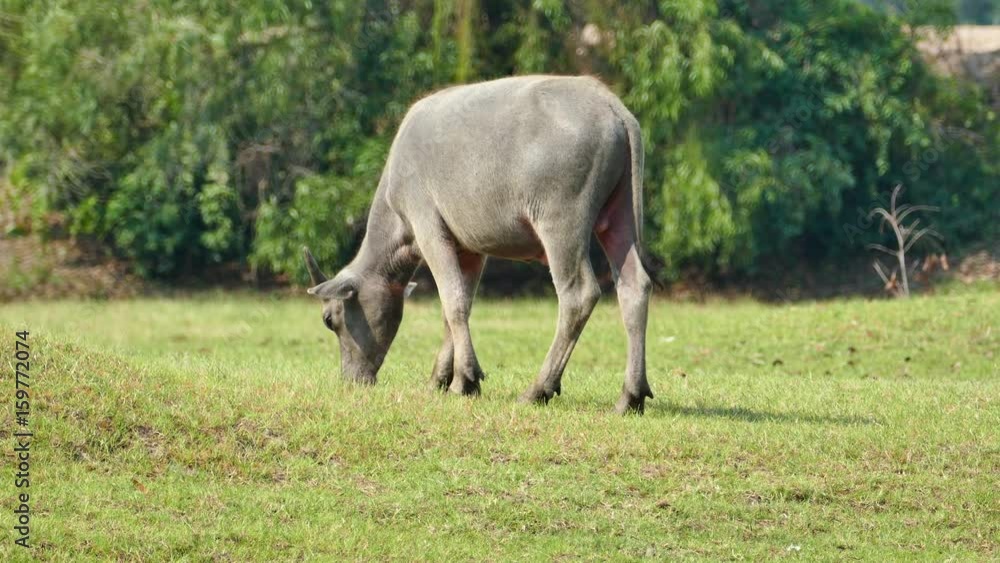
957 0 1000 24
648 137 738 273
253 170 376 284
0 0 997 282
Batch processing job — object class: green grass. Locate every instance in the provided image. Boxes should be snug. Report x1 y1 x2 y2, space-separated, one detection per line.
0 287 997 561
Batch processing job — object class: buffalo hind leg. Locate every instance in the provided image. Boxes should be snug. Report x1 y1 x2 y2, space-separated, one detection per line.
430 257 485 391
597 221 654 414
520 234 601 404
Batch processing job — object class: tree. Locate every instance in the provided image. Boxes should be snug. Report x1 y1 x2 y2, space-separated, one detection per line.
1 0 996 287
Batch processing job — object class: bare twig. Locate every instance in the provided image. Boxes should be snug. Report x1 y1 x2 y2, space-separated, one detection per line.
867 244 897 256
865 185 941 297
873 260 891 284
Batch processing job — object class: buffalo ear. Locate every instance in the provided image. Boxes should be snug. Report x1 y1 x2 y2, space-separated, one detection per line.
404 281 418 298
307 271 359 300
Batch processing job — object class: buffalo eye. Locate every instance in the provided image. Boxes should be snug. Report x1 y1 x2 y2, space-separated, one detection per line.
323 312 336 332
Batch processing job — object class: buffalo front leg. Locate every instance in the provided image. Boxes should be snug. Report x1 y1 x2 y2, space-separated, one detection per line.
430 257 485 391
430 314 454 390
415 224 487 396
519 239 601 405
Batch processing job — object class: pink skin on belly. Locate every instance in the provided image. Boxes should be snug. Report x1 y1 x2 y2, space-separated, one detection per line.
594 180 632 267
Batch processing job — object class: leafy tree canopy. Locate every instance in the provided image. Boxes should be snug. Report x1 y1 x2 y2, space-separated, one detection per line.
1 0 996 282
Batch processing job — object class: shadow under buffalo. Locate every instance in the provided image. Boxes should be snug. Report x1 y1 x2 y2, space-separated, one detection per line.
645 401 880 426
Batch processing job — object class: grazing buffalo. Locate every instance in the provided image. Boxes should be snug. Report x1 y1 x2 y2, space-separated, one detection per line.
304 75 655 413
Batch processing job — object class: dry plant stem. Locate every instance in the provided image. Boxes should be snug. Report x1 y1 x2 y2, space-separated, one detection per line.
867 185 940 298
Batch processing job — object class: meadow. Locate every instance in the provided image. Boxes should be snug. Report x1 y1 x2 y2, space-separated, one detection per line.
0 286 997 560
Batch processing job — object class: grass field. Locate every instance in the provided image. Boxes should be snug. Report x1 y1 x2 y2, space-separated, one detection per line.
0 286 997 560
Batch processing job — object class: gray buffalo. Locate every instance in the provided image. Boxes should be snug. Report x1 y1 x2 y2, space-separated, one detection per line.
303 75 655 413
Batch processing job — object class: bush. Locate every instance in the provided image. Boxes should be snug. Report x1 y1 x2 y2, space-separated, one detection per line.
0 0 996 284
252 171 376 284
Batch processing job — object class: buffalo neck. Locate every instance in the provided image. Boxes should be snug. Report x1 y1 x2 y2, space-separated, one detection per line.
353 192 420 286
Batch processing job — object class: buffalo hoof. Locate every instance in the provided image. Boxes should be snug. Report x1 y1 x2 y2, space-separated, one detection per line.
431 369 453 391
448 366 484 396
347 374 377 386
518 382 561 405
614 388 654 415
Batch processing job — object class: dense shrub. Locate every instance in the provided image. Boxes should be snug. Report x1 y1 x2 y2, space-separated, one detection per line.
1 0 996 283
